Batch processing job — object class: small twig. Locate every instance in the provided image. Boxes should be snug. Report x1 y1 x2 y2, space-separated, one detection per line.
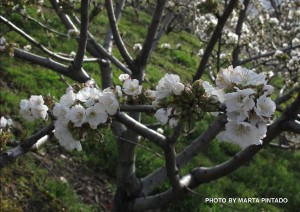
111 134 163 158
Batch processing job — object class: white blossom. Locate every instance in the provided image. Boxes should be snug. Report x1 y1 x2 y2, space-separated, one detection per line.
230 66 266 86
31 104 48 120
85 103 108 129
133 43 142 51
216 66 235 89
20 99 34 121
254 93 276 119
123 79 142 96
202 81 225 102
24 95 48 120
144 89 156 99
0 117 7 128
67 29 79 39
156 74 184 99
173 83 185 95
53 103 70 125
176 43 182 49
160 43 171 49
54 121 82 151
23 45 32 52
60 90 76 107
99 91 119 115
118 74 130 82
218 121 262 149
225 88 255 115
154 107 172 125
115 85 123 97
169 117 178 128
68 104 86 127
29 95 44 106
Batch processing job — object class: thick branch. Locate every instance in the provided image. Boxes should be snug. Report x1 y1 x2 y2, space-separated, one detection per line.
164 135 181 190
141 115 226 195
0 123 54 169
120 105 155 112
149 12 174 57
115 112 166 149
135 0 167 72
105 0 135 71
193 0 238 81
14 49 90 83
72 0 89 73
101 0 127 88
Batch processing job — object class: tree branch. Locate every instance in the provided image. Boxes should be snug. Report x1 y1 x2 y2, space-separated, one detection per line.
14 48 90 83
135 0 167 72
149 12 174 57
0 15 76 62
164 139 182 190
27 16 68 37
238 44 300 65
49 0 132 75
232 0 250 67
0 123 54 170
141 114 226 195
193 0 238 81
115 112 166 149
72 0 89 73
105 0 136 71
120 105 155 112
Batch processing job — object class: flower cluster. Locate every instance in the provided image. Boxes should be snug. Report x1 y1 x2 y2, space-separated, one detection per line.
0 116 14 149
153 74 184 127
20 95 49 121
216 66 276 149
0 116 13 135
52 86 119 151
153 74 220 132
118 74 156 105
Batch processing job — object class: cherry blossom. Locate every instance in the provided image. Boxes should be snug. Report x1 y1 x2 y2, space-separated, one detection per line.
85 103 108 129
68 104 86 127
122 79 142 96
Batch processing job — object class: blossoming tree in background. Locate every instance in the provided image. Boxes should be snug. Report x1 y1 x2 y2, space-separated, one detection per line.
0 0 300 211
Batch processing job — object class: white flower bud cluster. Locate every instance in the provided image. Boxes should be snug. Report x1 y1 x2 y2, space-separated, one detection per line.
153 74 185 127
0 116 13 135
52 87 119 151
118 74 157 103
133 43 142 52
20 95 49 121
118 74 144 97
216 66 276 149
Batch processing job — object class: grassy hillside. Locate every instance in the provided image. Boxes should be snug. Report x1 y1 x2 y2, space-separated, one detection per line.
1 3 300 211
